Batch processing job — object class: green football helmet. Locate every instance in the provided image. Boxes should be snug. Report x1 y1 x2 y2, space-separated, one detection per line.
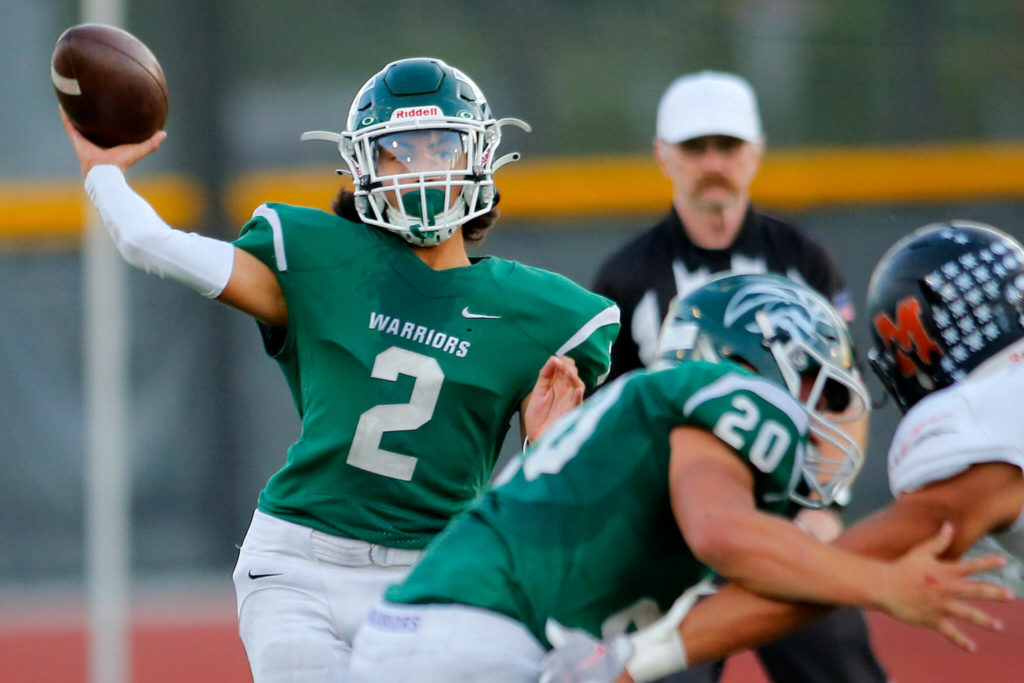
302 57 530 246
656 273 869 508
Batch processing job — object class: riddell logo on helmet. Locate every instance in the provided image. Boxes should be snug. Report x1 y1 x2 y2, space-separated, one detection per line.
392 106 443 120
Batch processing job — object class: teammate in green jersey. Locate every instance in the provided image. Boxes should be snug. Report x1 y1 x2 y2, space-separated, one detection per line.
61 57 619 682
349 274 1007 683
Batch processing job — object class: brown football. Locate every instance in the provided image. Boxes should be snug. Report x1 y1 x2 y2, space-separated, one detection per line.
51 23 168 148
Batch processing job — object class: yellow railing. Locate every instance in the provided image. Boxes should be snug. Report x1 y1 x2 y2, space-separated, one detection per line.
0 174 205 243
7 143 1024 242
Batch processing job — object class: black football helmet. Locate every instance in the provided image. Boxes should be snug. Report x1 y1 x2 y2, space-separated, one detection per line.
867 220 1024 412
656 273 869 508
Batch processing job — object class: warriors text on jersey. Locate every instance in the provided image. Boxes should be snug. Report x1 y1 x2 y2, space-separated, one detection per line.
233 203 620 549
386 361 810 643
888 350 1024 560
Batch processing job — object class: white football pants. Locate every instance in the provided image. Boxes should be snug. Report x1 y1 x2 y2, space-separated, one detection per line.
232 509 421 682
349 600 546 682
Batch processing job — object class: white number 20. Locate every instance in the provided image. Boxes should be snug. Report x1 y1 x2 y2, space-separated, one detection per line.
713 395 790 473
347 347 443 481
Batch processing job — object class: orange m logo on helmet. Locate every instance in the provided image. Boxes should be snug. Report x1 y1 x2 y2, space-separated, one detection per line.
873 297 942 377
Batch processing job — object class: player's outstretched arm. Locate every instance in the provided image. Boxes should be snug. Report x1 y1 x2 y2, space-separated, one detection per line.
538 446 1016 683
545 532 1008 683
673 461 1024 669
520 355 585 443
669 428 1009 611
676 531 1009 671
61 106 287 326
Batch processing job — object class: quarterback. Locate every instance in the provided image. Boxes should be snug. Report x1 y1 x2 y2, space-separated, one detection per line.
60 57 619 681
349 274 1004 683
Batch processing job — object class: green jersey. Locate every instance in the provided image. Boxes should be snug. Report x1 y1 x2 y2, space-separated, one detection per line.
387 360 809 643
232 203 619 549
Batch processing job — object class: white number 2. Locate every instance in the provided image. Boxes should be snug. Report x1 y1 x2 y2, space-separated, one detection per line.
713 395 790 473
347 347 443 481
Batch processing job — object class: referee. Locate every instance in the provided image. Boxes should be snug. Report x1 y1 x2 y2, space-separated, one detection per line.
593 70 885 683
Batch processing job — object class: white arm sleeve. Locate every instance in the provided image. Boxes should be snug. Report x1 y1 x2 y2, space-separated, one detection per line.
84 164 235 298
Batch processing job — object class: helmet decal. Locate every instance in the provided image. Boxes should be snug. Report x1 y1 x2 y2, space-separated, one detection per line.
924 236 1023 376
867 220 1024 411
724 280 836 346
872 297 942 378
390 105 443 121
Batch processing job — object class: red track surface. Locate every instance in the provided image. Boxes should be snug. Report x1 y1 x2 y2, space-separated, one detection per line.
1 601 1021 682
722 603 1024 682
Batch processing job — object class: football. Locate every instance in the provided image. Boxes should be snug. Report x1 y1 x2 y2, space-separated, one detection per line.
51 23 168 148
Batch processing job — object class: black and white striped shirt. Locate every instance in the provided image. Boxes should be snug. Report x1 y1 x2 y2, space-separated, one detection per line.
593 206 853 380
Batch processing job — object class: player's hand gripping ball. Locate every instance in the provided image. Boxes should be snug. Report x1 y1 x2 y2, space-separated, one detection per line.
51 23 168 148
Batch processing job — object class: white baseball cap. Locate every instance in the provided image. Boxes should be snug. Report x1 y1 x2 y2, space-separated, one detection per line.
656 71 763 144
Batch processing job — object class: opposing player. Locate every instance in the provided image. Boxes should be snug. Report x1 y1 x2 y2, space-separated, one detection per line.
349 273 1005 683
542 221 1024 681
60 57 619 681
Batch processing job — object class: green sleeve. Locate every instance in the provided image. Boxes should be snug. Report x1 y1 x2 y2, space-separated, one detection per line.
232 209 278 270
564 308 619 389
678 365 807 505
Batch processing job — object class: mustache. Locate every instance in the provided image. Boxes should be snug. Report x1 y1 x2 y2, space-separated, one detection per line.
695 175 737 193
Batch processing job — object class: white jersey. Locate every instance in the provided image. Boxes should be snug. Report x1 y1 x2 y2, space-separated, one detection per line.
887 356 1024 561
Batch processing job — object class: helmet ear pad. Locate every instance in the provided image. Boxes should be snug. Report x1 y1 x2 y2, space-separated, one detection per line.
866 220 1024 412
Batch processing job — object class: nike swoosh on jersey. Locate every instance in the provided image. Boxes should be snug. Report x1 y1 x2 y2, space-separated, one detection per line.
248 570 282 580
461 307 501 319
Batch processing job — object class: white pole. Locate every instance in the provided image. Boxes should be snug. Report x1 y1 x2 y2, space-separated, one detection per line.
80 0 130 680
83 213 131 683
